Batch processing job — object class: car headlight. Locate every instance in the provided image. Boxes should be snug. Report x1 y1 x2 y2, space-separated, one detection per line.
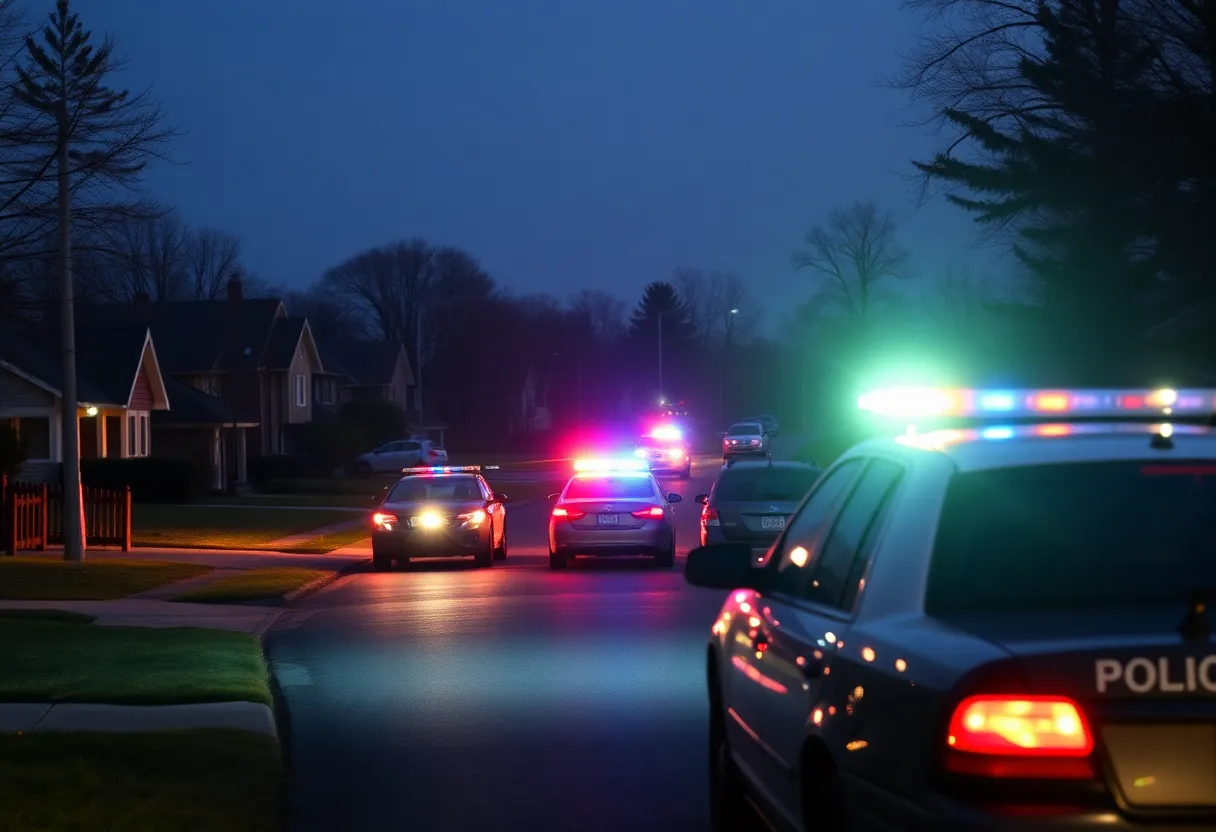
373 512 397 530
458 509 487 529
415 511 443 530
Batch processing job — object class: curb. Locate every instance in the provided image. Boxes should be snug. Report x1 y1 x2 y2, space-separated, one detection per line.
281 558 368 605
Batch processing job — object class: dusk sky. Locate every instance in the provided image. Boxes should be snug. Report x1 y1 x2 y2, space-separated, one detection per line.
73 0 1001 329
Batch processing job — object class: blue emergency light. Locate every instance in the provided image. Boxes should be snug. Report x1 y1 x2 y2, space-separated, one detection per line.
401 465 501 475
857 387 1216 420
572 457 649 473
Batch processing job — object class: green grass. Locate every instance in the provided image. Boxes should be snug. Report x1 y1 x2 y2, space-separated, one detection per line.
0 616 271 705
0 730 281 832
172 567 330 604
0 556 212 601
279 524 370 554
131 503 363 550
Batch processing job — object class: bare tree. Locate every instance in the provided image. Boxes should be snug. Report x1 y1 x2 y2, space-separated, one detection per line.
793 201 910 321
91 209 189 301
185 227 241 300
672 267 715 347
673 267 762 348
567 288 627 343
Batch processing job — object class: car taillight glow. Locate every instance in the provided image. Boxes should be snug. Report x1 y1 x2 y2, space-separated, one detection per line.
552 507 586 520
945 695 1095 779
631 506 664 518
701 506 720 526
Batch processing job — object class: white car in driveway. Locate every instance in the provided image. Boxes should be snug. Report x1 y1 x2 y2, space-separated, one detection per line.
351 439 448 477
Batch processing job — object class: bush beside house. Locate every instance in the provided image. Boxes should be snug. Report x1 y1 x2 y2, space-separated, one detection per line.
266 401 409 479
82 458 202 504
0 424 27 478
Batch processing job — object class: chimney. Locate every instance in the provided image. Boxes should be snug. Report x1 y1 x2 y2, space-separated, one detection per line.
227 271 244 303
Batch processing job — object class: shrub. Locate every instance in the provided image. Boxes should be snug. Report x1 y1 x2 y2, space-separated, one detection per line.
81 457 202 503
0 423 27 478
338 400 409 451
247 454 311 483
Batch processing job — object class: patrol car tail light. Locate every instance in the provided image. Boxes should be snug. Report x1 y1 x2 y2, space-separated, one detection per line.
551 507 586 520
631 506 664 519
701 506 720 526
945 695 1095 779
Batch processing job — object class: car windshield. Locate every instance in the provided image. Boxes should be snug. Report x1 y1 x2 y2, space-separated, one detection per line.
563 475 656 500
387 476 482 502
926 461 1216 613
714 467 819 502
728 423 761 436
638 436 680 448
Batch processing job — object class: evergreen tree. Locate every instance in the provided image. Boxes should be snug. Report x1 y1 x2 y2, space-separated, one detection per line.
629 281 696 342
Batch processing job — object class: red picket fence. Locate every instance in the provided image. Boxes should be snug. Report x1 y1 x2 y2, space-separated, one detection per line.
1 475 131 555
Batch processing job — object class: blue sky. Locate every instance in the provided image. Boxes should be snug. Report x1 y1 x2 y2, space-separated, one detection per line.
66 0 1001 326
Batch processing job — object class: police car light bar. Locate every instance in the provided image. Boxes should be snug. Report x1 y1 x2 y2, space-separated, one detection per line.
401 465 501 475
648 425 682 441
572 458 648 473
856 387 1216 419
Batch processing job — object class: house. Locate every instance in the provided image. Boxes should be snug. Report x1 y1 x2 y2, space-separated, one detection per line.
317 340 414 411
0 324 170 480
73 275 325 487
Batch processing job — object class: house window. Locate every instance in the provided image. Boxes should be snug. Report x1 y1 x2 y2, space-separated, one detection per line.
5 416 52 460
295 373 307 407
139 414 149 456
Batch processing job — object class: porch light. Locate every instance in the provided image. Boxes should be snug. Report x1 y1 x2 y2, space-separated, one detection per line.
85 406 98 417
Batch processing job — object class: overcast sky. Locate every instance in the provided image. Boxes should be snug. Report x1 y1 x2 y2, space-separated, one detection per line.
67 0 1004 327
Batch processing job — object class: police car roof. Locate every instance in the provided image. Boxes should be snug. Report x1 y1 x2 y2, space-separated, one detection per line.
850 421 1216 473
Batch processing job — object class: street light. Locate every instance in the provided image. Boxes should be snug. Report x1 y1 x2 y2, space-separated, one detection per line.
719 309 739 427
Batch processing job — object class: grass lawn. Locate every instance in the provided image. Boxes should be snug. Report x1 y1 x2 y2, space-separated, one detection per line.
0 616 271 705
0 556 212 601
172 567 330 604
132 503 363 550
0 730 281 832
280 524 369 554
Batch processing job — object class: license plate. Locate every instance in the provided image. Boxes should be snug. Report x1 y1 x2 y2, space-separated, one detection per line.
761 516 785 530
597 514 620 525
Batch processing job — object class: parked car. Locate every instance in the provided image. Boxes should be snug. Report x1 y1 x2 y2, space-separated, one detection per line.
350 439 449 477
695 459 821 548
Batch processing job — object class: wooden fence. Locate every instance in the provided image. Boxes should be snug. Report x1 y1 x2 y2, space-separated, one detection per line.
0 475 131 555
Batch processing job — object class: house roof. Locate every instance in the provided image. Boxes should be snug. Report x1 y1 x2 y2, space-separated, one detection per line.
154 377 255 427
0 324 165 408
263 317 308 370
74 297 287 374
330 341 412 387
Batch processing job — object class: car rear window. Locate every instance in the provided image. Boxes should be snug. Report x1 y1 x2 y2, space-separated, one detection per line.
714 467 820 502
387 476 482 502
563 476 656 500
728 423 761 436
926 461 1216 613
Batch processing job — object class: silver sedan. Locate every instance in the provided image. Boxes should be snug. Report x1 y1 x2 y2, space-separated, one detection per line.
547 470 682 569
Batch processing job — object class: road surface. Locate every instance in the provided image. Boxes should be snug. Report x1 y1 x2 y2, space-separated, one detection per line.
267 438 807 832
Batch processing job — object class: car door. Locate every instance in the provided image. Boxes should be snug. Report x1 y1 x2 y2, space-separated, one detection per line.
396 440 423 469
724 458 866 789
751 458 906 815
370 441 404 472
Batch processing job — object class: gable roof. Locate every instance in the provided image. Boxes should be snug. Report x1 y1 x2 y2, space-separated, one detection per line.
261 317 323 372
73 298 286 374
0 323 166 408
154 377 256 427
329 340 412 387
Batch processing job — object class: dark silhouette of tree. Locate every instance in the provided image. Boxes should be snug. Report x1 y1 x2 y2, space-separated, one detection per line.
629 281 696 342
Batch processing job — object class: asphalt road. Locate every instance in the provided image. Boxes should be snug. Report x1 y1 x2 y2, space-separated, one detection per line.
267 437 807 832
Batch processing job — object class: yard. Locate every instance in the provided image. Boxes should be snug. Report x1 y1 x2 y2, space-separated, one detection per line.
0 556 212 600
0 612 271 705
131 503 366 551
0 730 281 832
172 567 330 604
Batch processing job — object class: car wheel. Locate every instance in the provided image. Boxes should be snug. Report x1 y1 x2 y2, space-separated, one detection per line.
800 747 852 832
548 549 567 569
493 524 507 560
474 537 494 568
355 462 373 478
709 684 758 831
655 541 675 568
372 550 392 572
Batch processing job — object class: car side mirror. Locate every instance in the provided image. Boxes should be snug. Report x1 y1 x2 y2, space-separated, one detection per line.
547 493 560 503
491 492 510 503
694 494 708 505
684 544 760 590
666 492 682 503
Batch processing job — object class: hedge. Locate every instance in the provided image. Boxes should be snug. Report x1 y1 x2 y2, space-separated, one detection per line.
81 457 202 504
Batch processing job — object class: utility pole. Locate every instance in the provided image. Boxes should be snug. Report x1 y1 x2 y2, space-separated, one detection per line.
657 311 664 404
576 360 583 426
57 100 84 562
718 308 738 429
415 305 423 436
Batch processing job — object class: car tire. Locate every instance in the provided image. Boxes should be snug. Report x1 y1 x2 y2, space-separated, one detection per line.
372 550 392 572
355 462 373 478
548 549 567 570
493 531 507 561
709 683 759 831
800 748 852 832
655 541 675 568
474 537 494 568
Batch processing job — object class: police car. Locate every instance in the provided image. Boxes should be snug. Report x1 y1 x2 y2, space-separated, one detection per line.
370 465 509 571
684 387 1216 831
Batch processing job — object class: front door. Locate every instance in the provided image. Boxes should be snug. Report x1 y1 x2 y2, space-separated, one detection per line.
79 416 98 458
105 416 122 458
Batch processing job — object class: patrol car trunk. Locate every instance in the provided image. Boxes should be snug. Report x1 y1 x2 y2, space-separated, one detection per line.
564 498 653 530
948 608 1216 814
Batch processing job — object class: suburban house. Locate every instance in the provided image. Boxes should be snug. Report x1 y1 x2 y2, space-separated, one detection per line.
73 276 325 488
315 340 414 411
0 324 170 480
511 367 552 434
